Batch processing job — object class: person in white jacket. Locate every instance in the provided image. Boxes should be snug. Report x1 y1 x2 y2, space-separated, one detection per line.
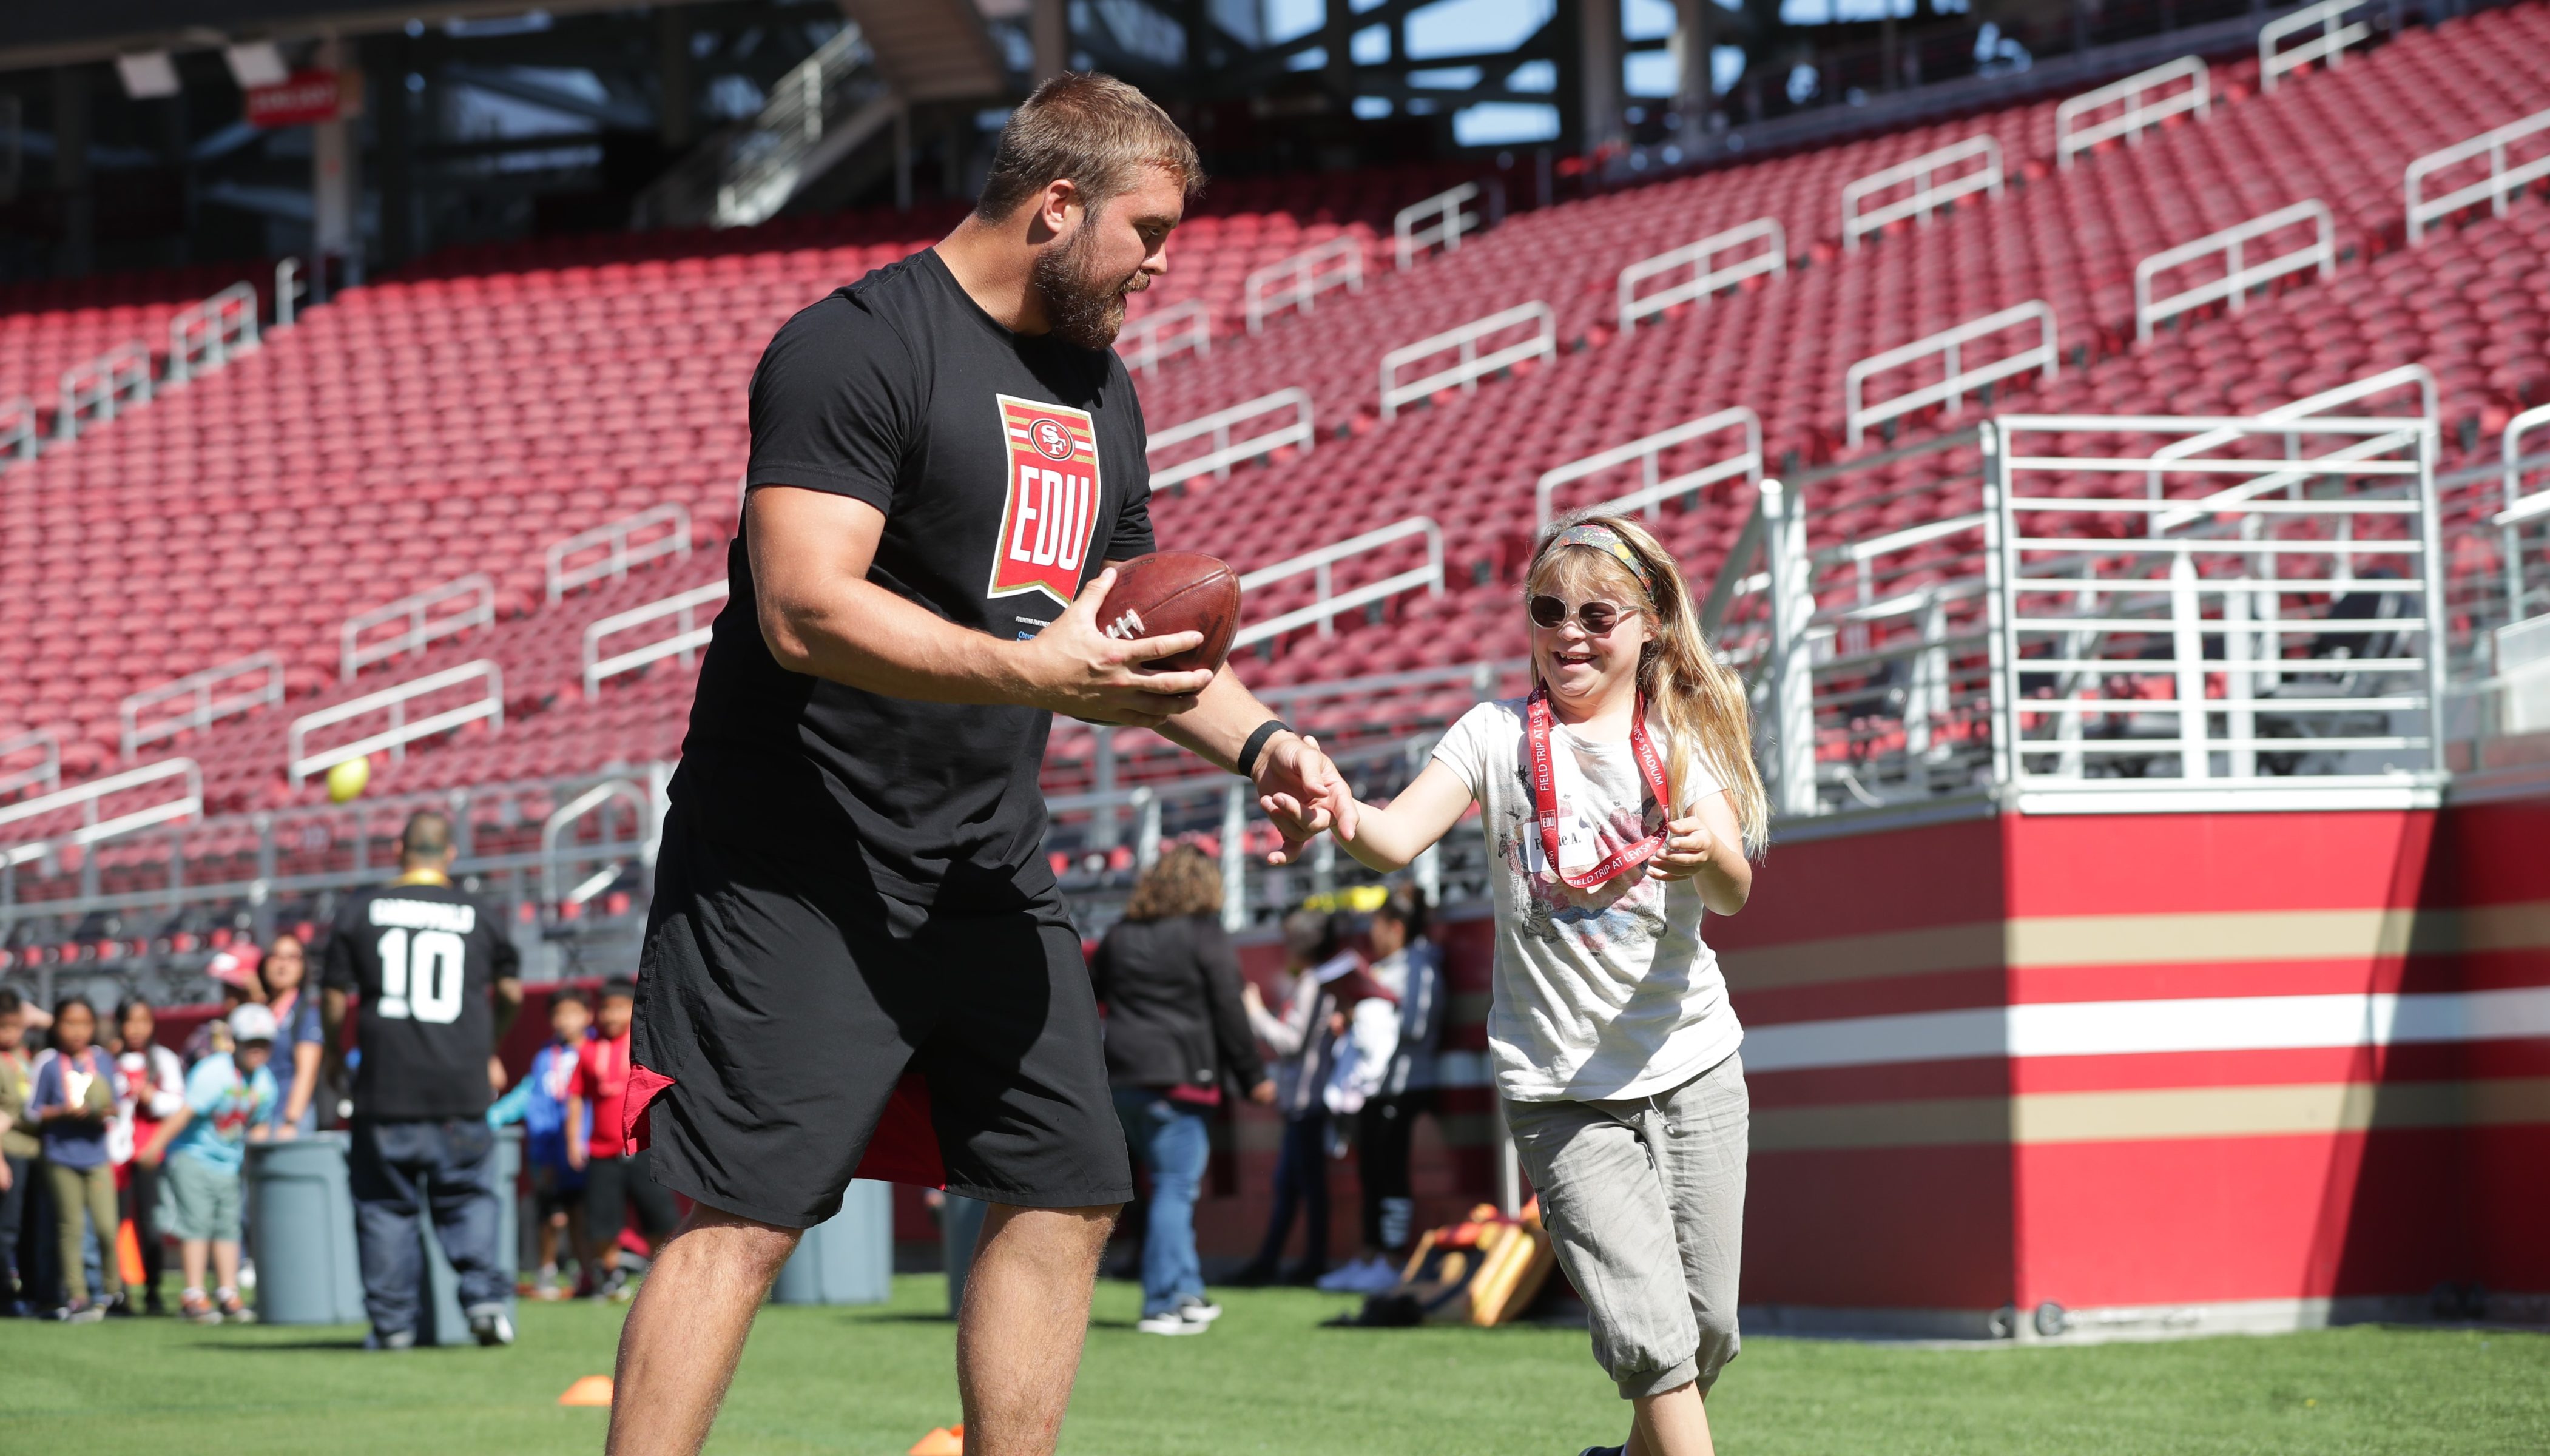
1233 909 1355 1285
113 998 187 1316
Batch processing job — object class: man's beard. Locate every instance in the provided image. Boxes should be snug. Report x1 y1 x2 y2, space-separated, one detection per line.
1031 220 1145 351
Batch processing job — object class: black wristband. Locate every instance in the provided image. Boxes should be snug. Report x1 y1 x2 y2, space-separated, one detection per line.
1236 720 1293 781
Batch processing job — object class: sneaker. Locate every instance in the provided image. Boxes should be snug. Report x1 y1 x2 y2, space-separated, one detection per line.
1577 1446 1626 1456
102 1295 137 1318
1346 1258 1405 1294
1173 1296 1222 1326
469 1306 517 1347
181 1293 221 1325
363 1328 417 1351
217 1292 255 1325
1135 1311 1209 1336
595 1267 632 1303
57 1299 104 1323
1313 1259 1368 1292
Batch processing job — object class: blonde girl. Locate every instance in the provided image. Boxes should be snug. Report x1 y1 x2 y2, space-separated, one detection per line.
1323 514 1766 1456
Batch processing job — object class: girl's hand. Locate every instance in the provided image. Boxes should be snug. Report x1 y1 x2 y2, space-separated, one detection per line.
1647 814 1715 881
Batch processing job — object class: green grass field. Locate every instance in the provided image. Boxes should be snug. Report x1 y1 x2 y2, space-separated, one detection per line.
5 1276 2546 1455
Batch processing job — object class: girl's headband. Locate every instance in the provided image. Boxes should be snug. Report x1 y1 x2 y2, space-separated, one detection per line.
1550 524 1656 599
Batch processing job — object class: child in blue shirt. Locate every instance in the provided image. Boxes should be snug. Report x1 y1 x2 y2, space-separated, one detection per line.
138 1005 278 1324
488 988 592 1298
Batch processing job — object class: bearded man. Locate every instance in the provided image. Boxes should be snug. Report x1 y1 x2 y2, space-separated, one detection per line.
604 73 1355 1456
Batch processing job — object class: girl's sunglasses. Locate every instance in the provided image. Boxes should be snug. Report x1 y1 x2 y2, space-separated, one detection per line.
1529 595 1628 634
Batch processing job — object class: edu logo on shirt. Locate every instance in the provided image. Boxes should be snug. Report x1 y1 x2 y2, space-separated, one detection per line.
988 394 1102 607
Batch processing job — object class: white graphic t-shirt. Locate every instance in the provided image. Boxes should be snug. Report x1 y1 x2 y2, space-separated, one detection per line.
1431 697 1742 1102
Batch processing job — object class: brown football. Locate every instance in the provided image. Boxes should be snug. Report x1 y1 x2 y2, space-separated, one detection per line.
1098 551 1242 674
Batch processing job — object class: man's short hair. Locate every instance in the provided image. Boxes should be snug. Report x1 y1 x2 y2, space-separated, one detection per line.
400 810 453 863
976 72 1203 222
0 988 19 1016
600 978 637 1002
550 987 590 1011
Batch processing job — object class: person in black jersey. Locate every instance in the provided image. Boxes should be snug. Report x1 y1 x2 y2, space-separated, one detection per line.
607 75 1358 1456
320 811 524 1350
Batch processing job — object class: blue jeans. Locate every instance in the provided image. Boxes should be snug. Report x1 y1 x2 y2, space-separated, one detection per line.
1252 1110 1329 1274
1112 1090 1210 1318
349 1119 507 1335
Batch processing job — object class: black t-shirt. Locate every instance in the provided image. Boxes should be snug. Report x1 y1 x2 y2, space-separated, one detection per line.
321 878 520 1121
674 248 1156 909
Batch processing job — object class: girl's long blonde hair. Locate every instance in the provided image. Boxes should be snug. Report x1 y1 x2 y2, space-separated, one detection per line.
1526 512 1769 858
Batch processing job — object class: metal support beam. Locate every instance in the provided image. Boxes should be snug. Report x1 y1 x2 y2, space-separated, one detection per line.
658 3 695 147
52 64 91 278
312 38 362 291
1577 0 1622 155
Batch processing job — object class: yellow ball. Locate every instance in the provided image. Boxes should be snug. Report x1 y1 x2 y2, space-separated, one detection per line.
325 756 371 804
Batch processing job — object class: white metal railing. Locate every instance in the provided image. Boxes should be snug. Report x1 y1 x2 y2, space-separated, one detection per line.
2261 0 2376 93
1148 389 1314 491
1118 299 1213 374
2500 402 2550 622
584 581 729 698
120 652 284 760
0 729 59 801
2405 109 2550 246
2134 200 2334 342
0 396 35 467
713 27 888 229
1234 517 1444 647
56 341 152 441
1843 135 2002 252
541 778 653 903
1991 414 2443 806
288 661 504 783
1537 406 1762 525
1379 302 1554 419
166 281 260 385
1845 300 2057 448
629 26 891 231
1246 236 1365 334
0 758 203 868
275 257 304 329
2056 57 2210 169
1616 218 1786 335
547 503 693 603
2148 364 2436 527
342 573 497 680
1395 181 1495 271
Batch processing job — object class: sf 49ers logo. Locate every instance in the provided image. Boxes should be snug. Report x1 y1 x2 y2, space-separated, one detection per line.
988 395 1102 607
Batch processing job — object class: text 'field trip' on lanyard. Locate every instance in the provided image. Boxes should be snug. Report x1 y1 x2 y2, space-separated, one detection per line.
1526 687 1670 891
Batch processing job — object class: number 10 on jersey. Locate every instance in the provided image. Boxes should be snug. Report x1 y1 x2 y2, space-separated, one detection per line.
375 928 467 1023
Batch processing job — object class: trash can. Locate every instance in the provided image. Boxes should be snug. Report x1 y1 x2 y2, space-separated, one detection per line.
245 1133 366 1326
941 1193 990 1318
419 1127 521 1346
772 1179 892 1306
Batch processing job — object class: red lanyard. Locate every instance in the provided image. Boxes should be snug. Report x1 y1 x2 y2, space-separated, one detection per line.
1525 687 1671 891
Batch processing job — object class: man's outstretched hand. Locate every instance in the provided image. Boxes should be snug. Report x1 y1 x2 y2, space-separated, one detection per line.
1254 732 1358 866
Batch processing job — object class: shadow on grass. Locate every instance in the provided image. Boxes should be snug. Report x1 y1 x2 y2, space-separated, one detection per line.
191 1337 375 1352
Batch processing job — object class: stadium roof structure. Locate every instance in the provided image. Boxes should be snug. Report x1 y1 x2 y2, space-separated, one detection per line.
0 2 677 71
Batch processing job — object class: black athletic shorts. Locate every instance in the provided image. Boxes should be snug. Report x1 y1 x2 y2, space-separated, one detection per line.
631 806 1134 1228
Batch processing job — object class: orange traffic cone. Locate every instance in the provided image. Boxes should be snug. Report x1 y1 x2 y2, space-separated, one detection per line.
558 1376 616 1407
116 1218 147 1292
908 1424 964 1455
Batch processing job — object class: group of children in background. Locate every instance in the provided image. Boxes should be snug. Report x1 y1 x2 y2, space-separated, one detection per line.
1232 891 1445 1296
488 977 677 1301
0 943 670 1320
0 972 294 1323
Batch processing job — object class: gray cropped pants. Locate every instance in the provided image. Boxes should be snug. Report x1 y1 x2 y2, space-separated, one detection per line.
1503 1051 1748 1400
